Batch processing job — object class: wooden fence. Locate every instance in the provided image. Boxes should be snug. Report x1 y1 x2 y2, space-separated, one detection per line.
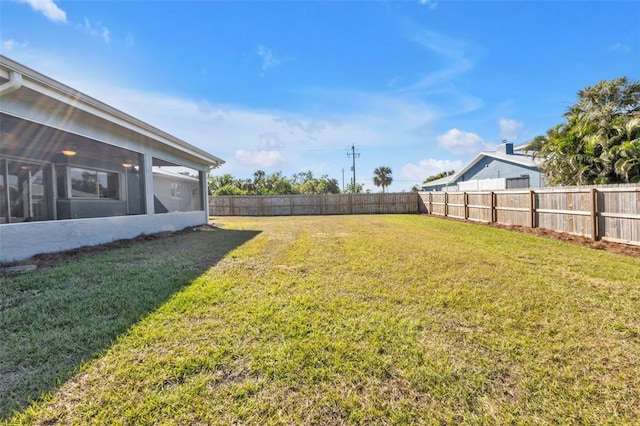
209 185 639 246
210 193 419 216
418 184 640 246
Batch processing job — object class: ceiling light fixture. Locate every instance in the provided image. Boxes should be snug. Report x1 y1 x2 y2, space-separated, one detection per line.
61 148 77 156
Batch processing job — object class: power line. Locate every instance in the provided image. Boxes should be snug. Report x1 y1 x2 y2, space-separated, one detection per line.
347 144 360 193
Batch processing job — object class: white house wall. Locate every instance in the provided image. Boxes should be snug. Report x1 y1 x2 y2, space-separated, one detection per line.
1 56 221 262
458 178 507 191
0 211 207 262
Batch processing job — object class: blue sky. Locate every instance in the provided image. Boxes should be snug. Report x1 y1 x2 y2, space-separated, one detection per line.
1 0 639 192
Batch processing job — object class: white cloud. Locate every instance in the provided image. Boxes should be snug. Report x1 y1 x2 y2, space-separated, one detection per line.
125 32 134 48
386 21 483 123
1 39 29 51
437 129 489 156
399 24 477 92
259 133 283 149
257 45 279 70
419 0 438 9
402 158 464 182
79 18 111 43
20 0 66 23
609 42 631 52
273 116 326 139
101 27 111 43
236 149 286 168
498 118 523 141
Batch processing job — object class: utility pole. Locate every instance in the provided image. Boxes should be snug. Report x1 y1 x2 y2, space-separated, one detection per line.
347 144 360 193
341 168 345 192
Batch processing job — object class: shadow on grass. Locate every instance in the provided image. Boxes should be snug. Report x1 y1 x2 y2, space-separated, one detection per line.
0 227 260 419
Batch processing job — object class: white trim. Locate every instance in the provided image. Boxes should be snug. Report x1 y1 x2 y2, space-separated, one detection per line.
0 55 224 167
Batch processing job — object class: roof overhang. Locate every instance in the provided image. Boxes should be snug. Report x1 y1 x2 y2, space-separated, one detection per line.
0 55 224 168
452 151 540 181
422 174 456 188
422 151 541 189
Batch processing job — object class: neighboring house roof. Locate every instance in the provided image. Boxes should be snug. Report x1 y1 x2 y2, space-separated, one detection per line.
423 144 541 190
454 150 539 179
422 174 457 188
0 54 224 168
152 167 199 181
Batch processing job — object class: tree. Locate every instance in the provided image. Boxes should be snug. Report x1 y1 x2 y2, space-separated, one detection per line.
423 170 455 184
345 182 364 194
252 170 267 195
612 117 640 182
314 175 340 194
208 173 236 195
523 135 546 153
290 170 340 194
266 171 293 195
215 184 246 196
536 77 640 185
209 170 341 196
372 166 393 193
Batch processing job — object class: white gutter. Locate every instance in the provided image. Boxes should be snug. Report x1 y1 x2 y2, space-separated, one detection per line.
0 70 23 96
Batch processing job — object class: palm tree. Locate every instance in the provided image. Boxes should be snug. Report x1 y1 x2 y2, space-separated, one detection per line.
537 77 640 185
613 117 640 182
372 166 393 193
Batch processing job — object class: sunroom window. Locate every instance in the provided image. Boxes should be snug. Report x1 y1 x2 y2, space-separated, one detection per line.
152 158 202 213
70 168 119 199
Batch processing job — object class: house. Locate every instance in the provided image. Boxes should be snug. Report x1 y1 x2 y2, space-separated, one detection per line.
422 141 542 192
152 167 202 213
0 55 224 262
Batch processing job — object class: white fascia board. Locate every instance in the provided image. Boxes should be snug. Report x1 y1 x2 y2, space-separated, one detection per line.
450 153 485 181
455 152 539 181
1 55 224 167
423 174 457 187
483 152 539 167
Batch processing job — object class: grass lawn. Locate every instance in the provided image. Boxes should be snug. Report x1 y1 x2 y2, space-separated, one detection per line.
2 215 639 424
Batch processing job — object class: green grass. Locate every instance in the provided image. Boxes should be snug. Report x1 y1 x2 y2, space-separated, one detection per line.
2 215 639 424
0 227 259 420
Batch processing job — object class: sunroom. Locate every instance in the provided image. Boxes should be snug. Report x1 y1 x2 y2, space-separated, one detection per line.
0 55 224 262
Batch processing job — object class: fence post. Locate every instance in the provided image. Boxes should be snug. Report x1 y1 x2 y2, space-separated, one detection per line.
490 192 496 223
444 192 449 217
529 190 536 228
591 188 599 241
464 192 468 220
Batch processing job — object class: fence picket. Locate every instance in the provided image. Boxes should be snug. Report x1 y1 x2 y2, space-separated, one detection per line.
209 184 639 246
417 184 639 246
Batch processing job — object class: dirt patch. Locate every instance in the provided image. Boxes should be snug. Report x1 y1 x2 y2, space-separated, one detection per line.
1 224 218 274
433 215 640 259
491 223 640 258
